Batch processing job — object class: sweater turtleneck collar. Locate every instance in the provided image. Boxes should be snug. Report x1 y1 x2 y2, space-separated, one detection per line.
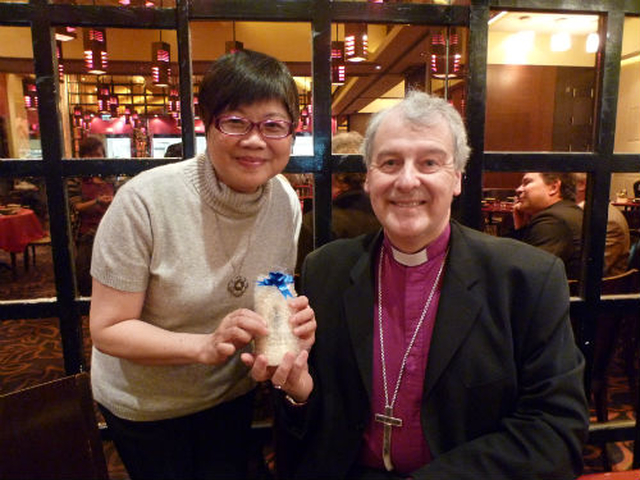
187 152 272 219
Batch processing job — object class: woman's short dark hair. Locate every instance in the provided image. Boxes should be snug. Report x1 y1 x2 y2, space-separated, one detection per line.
198 49 299 131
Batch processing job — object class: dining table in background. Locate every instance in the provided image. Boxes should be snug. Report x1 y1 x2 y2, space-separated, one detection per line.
0 208 45 278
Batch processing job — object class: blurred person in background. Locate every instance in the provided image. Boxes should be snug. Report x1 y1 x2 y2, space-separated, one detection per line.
68 135 114 296
574 173 629 277
297 131 380 271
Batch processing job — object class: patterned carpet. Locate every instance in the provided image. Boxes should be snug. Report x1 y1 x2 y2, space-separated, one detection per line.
1 245 637 477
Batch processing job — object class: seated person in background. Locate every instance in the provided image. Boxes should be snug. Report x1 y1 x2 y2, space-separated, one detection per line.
509 172 583 280
271 91 588 480
67 135 114 296
164 142 183 158
575 173 630 277
296 131 380 271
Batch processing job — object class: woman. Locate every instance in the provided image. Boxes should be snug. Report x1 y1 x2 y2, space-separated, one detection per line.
89 50 315 480
68 136 114 296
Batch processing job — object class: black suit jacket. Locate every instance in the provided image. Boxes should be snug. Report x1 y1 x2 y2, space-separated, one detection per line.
278 221 588 480
510 200 583 280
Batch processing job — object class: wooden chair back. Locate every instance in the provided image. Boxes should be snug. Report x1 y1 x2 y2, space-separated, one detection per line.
0 373 109 480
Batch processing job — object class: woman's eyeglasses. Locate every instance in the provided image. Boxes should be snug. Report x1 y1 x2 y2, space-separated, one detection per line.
214 115 294 139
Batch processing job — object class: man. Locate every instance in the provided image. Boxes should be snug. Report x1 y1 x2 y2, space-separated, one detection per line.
275 91 588 479
574 173 630 277
510 172 583 280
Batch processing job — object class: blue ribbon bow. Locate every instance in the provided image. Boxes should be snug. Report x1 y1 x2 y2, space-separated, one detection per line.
257 272 294 299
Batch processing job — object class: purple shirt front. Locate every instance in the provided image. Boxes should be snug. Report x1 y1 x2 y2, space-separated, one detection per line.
359 225 450 475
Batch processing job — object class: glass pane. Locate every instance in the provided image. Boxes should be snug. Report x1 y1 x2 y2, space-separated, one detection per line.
486 11 600 152
0 179 54 300
191 21 313 157
614 16 640 154
331 22 468 126
60 28 180 159
0 27 40 158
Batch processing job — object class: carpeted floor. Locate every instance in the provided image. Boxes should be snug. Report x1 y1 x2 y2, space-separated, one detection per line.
1 245 637 477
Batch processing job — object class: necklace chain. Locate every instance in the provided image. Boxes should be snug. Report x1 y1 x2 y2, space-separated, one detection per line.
213 210 262 297
377 246 448 410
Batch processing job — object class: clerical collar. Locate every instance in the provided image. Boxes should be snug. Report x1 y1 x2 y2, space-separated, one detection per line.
384 224 451 267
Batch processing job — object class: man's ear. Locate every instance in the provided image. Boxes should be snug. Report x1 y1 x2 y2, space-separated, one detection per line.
364 172 370 194
548 179 562 197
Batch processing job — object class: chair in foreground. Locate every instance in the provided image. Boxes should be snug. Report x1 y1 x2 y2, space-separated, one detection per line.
0 373 109 480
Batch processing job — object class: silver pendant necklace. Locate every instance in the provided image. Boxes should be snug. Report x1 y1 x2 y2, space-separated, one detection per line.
374 245 447 472
213 211 261 297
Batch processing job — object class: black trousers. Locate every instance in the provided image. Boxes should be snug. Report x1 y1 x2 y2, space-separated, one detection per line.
99 390 256 480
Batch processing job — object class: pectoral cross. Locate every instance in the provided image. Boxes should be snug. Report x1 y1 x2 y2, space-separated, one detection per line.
374 406 403 472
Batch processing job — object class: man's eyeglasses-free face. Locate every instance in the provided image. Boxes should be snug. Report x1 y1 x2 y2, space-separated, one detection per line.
214 115 294 139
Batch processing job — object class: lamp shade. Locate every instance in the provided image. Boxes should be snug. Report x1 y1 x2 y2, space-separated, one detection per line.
56 41 64 82
331 41 346 85
344 24 368 62
97 85 111 113
152 41 171 87
55 26 77 42
430 27 462 79
22 78 38 110
83 28 108 75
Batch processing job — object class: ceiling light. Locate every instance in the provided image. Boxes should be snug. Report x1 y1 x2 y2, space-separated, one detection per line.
344 24 368 63
586 32 599 53
83 28 108 75
152 40 171 87
550 32 571 52
331 41 346 85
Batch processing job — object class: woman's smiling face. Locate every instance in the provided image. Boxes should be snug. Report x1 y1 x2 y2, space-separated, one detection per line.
206 99 294 193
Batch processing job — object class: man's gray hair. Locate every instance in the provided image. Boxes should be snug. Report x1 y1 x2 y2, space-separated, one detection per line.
361 90 471 172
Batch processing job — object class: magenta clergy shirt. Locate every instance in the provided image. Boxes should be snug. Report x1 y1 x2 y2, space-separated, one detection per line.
359 225 450 475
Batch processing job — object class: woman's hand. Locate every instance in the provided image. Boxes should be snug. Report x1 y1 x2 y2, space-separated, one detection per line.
242 350 313 403
200 308 268 365
287 295 316 352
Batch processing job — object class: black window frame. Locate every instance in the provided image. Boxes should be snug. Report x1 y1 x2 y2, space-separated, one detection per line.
0 0 639 454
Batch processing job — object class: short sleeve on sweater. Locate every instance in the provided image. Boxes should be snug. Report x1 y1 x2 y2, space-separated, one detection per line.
91 182 152 292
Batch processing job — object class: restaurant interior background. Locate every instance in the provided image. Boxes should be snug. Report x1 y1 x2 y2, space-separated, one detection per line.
0 0 639 475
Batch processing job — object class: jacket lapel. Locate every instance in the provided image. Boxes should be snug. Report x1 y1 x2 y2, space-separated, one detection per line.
343 233 381 401
423 223 483 399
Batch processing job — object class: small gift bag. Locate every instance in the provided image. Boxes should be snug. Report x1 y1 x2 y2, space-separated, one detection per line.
254 271 300 366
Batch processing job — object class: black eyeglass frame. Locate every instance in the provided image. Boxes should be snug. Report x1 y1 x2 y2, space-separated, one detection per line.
213 115 295 139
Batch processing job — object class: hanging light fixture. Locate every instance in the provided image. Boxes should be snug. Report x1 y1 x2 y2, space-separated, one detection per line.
344 23 368 62
168 86 180 118
119 0 155 6
109 93 119 117
56 41 64 82
22 78 38 110
83 27 108 74
151 34 171 87
73 106 83 127
430 27 462 79
331 41 346 85
97 83 111 113
225 22 244 54
55 26 77 42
